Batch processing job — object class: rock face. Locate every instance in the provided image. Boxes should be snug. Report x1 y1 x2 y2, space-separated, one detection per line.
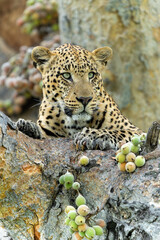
0 127 160 240
58 0 160 131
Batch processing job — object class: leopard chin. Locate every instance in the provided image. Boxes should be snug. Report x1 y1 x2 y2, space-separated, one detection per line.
72 112 92 122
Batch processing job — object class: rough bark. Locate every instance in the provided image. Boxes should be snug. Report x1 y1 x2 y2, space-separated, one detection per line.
58 0 160 131
0 126 160 240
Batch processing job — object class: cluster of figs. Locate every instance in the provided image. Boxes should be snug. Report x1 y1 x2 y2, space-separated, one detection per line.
59 156 105 239
116 133 147 173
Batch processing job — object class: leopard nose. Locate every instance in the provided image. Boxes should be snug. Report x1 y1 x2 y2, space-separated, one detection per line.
76 96 93 106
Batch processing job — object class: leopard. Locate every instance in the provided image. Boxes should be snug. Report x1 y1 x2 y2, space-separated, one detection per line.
2 43 143 150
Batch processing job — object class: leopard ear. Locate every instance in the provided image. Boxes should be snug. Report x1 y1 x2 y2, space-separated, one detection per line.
31 46 52 69
92 47 113 66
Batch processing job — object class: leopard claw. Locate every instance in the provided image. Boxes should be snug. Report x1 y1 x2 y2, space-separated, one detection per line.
81 144 85 151
75 142 85 151
76 143 79 151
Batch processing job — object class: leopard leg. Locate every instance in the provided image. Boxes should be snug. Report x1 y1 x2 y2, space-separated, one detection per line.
16 119 42 139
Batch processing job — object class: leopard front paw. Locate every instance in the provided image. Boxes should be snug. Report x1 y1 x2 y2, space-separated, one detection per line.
74 127 116 151
16 119 42 139
74 128 96 150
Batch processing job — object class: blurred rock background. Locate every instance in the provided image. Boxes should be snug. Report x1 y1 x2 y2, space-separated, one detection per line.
0 0 59 121
0 0 160 130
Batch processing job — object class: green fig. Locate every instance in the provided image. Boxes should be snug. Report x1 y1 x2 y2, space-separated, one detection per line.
64 171 74 184
68 210 77 220
64 182 72 190
140 133 147 141
131 144 139 154
75 215 85 225
125 162 136 173
93 225 103 235
121 143 131 155
75 194 86 207
79 156 89 166
59 175 65 184
131 136 140 146
135 155 145 167
79 231 85 237
69 220 78 231
72 182 80 190
85 227 96 238
77 205 90 216
65 205 76 214
126 152 136 162
65 217 70 225
116 152 126 163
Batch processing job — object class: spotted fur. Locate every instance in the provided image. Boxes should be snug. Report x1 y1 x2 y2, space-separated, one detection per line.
17 44 142 150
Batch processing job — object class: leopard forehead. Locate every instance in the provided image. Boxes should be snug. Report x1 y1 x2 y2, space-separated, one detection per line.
54 44 91 59
49 44 98 73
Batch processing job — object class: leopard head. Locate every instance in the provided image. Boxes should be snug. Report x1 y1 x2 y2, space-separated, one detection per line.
32 44 112 121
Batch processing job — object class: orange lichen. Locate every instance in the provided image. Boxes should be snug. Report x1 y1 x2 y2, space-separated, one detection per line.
0 147 6 169
22 163 41 175
0 159 5 169
34 224 41 240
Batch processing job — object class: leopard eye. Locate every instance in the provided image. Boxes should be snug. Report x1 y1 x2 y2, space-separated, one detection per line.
88 72 95 79
62 72 72 80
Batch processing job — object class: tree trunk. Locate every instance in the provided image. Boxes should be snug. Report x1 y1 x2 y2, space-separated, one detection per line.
0 127 160 240
58 0 160 132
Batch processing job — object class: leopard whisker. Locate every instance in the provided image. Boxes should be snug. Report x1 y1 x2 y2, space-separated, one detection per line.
30 102 41 109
